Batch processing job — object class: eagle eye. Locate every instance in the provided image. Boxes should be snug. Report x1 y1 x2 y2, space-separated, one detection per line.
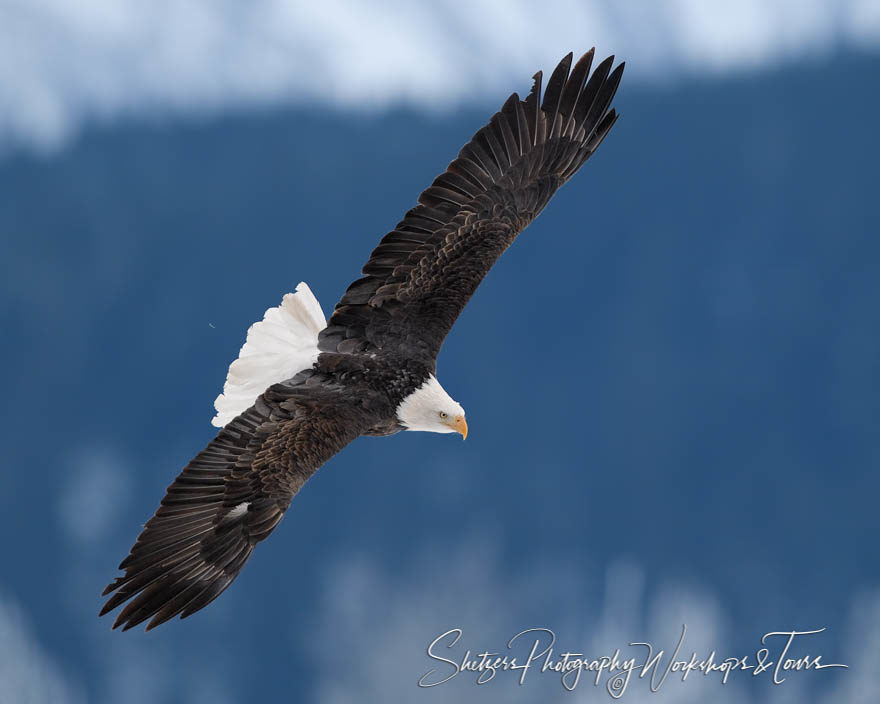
439 411 448 419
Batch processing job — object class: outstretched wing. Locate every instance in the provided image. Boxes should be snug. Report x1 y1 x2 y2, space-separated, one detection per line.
319 50 624 364
101 382 365 630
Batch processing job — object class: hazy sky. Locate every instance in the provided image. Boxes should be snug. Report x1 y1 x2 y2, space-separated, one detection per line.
2 0 879 153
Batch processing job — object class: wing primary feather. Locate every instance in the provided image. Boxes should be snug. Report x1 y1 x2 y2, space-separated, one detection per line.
560 49 594 137
582 62 625 142
523 70 543 146
478 123 509 171
117 560 217 631
573 55 614 134
449 157 493 190
499 93 524 158
542 52 573 139
118 541 201 575
587 108 619 151
512 98 531 168
120 525 216 568
565 109 620 179
463 140 503 181
166 574 235 627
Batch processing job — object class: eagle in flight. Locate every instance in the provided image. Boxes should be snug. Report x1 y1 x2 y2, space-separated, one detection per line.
101 49 624 630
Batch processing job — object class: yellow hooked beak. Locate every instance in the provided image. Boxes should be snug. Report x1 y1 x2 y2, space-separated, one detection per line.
452 414 468 440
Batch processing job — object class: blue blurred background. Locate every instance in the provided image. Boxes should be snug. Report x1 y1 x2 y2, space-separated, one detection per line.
1 2 878 702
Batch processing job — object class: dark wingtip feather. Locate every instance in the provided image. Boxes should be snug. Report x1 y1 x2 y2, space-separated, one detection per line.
608 62 625 92
524 70 543 146
572 54 614 132
99 595 120 617
594 54 615 76
558 49 595 130
500 92 524 157
541 52 573 113
579 59 624 144
526 70 543 107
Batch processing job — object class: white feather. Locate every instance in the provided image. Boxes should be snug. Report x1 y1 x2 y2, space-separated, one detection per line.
396 375 465 433
212 282 325 427
224 502 250 521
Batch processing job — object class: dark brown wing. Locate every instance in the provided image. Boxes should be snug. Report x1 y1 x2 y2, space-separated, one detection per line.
100 382 366 631
319 50 624 364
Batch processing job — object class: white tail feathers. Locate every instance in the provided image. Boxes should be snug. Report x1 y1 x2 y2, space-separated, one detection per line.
212 282 326 427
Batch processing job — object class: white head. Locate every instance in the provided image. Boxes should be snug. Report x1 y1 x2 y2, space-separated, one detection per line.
396 375 468 438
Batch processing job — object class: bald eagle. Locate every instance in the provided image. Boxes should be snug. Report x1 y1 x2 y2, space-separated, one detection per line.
101 49 624 630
